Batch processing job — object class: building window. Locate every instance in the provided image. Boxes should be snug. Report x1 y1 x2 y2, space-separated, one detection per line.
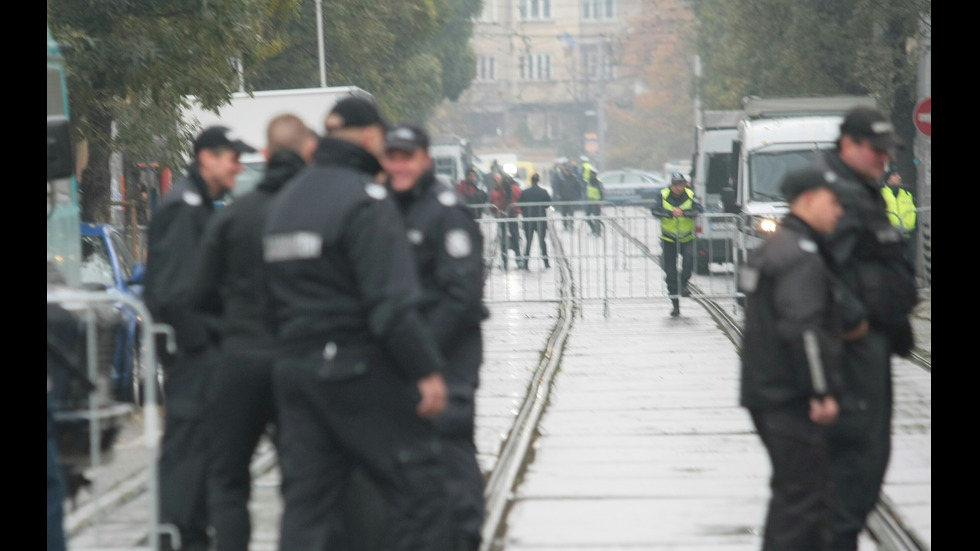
520 54 551 80
582 0 614 20
581 44 613 81
519 0 551 20
477 55 496 81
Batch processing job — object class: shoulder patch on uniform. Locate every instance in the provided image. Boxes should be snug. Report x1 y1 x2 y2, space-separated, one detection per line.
365 182 388 200
798 238 818 253
182 190 202 206
407 229 424 245
437 189 458 207
445 229 473 258
823 171 838 183
738 265 760 293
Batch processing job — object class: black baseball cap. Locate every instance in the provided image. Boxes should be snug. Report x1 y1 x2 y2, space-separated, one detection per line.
325 96 388 132
385 123 430 152
839 106 905 151
192 126 257 156
780 166 839 203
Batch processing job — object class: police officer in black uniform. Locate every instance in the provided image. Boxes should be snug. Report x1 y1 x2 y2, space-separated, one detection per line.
190 114 318 551
144 126 256 551
260 97 453 551
383 123 489 551
812 106 915 551
740 167 855 550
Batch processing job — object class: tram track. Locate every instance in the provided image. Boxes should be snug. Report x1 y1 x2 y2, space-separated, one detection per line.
67 213 928 550
604 217 930 551
479 220 575 551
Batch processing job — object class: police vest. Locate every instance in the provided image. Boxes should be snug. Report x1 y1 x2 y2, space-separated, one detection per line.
881 186 916 234
586 181 602 201
660 187 696 243
582 162 593 182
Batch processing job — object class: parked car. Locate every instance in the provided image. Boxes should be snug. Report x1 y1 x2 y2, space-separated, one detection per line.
597 169 666 204
79 222 162 405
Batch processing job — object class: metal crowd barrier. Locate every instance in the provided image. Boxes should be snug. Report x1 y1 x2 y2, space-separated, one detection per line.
48 288 172 551
472 200 931 311
475 201 743 314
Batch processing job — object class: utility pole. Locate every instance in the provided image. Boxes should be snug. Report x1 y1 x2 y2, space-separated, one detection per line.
316 0 327 87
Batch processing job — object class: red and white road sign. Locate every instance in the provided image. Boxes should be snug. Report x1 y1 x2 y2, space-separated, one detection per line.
913 97 931 137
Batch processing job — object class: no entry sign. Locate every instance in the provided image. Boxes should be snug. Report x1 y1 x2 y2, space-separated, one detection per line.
913 97 931 137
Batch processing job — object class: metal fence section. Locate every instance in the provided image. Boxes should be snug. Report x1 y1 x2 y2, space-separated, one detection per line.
476 202 743 314
48 289 170 551
474 199 930 315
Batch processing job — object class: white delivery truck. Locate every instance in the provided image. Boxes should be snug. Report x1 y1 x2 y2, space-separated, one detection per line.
691 110 744 274
431 134 482 188
722 95 877 256
182 86 373 201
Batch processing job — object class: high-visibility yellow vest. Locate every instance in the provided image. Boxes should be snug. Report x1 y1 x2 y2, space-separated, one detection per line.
586 181 602 201
582 162 593 182
881 186 916 234
660 187 696 243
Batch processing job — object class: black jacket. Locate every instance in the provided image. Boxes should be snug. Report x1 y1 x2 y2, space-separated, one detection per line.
813 150 908 333
391 169 488 389
144 163 217 356
739 214 844 410
190 150 308 351
517 184 552 219
260 137 445 381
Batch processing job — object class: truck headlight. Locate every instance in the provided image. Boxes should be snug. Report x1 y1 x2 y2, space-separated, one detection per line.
758 218 778 233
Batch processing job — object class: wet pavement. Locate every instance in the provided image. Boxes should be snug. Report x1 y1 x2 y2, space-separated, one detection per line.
65 212 931 551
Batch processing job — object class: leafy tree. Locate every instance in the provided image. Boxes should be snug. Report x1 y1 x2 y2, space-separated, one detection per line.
247 0 481 125
49 0 299 223
690 0 930 183
605 0 697 171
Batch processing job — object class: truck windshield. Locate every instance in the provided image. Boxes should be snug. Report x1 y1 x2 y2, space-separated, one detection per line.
748 149 822 202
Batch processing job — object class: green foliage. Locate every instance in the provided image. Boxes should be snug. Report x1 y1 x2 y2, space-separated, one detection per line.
49 0 299 221
689 0 929 187
247 0 481 125
690 0 930 114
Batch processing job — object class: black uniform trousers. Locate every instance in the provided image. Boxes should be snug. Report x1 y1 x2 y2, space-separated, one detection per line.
584 203 602 235
207 347 277 551
433 392 485 550
341 331 486 551
661 238 694 296
159 349 218 551
750 405 832 551
522 220 550 269
273 348 452 551
498 220 524 269
826 331 893 551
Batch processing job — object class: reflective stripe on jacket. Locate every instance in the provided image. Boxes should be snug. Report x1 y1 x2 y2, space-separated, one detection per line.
881 186 916 234
660 187 696 243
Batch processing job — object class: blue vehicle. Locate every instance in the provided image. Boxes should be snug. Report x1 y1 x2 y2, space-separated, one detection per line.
79 222 160 404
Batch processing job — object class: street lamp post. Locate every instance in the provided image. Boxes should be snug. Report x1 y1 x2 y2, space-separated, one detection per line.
316 0 327 87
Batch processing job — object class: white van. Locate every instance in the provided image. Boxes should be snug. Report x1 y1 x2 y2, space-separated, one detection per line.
691 110 744 273
723 95 877 255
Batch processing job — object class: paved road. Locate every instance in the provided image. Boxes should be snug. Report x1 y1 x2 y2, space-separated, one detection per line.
65 210 931 551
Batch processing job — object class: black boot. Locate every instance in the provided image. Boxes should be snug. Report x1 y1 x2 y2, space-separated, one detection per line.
670 299 680 317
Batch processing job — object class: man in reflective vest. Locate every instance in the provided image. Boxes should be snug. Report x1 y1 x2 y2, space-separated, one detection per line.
880 169 917 263
584 172 605 236
650 172 703 317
